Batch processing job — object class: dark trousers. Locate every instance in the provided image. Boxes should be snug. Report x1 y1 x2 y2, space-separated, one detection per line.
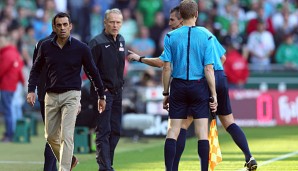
39 101 57 171
95 90 122 171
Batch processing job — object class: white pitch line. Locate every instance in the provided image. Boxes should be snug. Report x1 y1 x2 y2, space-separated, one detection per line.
0 161 43 165
237 150 298 171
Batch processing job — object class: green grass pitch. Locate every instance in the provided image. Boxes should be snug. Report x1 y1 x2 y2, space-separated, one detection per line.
0 122 297 171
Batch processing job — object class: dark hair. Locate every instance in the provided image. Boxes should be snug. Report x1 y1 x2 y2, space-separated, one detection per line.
25 25 34 33
170 6 181 20
53 12 71 25
179 0 198 20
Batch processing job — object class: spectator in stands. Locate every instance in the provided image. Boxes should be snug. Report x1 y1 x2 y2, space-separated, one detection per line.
112 0 138 10
223 36 249 89
150 11 166 57
0 3 18 31
21 25 36 68
43 0 57 18
9 24 26 135
293 25 298 45
245 0 260 21
272 2 297 32
275 32 298 70
272 4 298 47
0 33 24 142
246 4 275 36
90 2 102 39
136 0 162 28
67 0 84 34
119 7 138 46
258 0 277 20
16 6 31 28
16 0 37 13
11 67 25 136
215 0 246 36
53 0 67 12
247 17 275 71
135 68 157 87
197 0 214 27
222 21 248 58
32 10 52 40
162 0 180 22
76 0 91 43
130 25 156 58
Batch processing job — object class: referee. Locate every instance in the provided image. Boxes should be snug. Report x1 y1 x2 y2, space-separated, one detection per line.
161 1 217 171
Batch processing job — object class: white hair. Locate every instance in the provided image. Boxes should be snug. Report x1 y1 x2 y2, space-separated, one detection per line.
104 8 122 20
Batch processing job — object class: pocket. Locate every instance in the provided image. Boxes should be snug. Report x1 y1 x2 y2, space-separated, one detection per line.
44 93 55 106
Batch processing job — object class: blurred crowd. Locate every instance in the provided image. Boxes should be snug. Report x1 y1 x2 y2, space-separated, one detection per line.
1 0 298 127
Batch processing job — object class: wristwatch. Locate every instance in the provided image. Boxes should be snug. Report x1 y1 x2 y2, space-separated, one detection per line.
139 56 145 63
99 95 106 100
162 92 169 96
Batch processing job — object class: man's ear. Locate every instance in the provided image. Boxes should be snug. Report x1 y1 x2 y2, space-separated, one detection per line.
52 24 55 32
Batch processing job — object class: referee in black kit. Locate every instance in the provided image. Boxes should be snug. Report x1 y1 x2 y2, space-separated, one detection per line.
27 12 106 171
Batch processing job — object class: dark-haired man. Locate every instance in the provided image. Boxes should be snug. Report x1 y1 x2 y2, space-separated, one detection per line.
27 12 106 171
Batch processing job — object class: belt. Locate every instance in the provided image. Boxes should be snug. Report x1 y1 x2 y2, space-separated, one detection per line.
47 89 74 94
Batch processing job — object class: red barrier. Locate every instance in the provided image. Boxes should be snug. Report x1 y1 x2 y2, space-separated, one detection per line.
229 90 298 126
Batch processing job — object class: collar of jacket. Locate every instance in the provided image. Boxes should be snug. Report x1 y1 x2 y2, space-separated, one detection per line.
103 29 120 41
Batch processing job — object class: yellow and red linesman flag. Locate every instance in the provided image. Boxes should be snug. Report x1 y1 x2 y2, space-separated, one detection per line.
208 117 222 171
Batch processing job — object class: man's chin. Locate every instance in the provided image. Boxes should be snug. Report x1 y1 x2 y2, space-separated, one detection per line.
59 34 68 38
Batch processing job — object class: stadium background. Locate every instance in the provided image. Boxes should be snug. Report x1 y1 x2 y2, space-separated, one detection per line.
0 0 298 170
1 0 298 139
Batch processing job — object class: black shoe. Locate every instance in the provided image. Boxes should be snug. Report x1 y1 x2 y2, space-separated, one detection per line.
244 157 257 171
70 155 79 171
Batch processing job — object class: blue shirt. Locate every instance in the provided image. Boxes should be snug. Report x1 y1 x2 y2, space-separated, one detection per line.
200 27 226 71
160 26 216 80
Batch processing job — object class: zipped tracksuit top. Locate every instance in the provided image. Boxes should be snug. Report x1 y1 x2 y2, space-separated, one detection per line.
88 30 129 94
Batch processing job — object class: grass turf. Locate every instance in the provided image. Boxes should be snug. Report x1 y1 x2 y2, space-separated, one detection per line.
0 122 297 171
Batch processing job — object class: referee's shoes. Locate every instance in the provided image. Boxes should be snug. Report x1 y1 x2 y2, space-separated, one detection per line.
245 157 257 171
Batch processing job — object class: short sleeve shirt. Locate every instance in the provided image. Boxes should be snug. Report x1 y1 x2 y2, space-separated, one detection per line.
160 26 216 80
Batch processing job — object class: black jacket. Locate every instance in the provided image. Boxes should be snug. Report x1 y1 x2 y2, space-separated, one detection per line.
88 30 128 94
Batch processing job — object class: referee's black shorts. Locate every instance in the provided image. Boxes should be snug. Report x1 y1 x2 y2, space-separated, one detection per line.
215 70 232 115
169 78 210 119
